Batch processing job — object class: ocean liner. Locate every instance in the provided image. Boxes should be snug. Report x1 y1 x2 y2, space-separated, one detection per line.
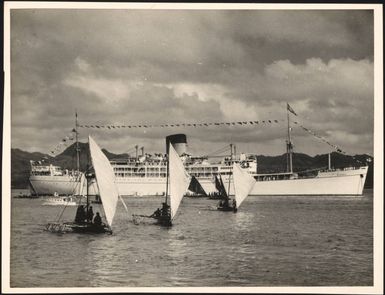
29 133 368 197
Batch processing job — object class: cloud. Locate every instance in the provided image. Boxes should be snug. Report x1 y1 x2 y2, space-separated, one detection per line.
9 8 374 156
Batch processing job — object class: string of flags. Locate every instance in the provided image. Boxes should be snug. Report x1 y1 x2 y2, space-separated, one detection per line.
74 104 370 165
78 115 349 157
31 129 78 165
48 129 77 156
295 122 346 154
287 103 350 156
78 119 283 129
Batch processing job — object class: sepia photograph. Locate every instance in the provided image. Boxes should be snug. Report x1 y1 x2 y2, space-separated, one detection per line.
2 2 383 293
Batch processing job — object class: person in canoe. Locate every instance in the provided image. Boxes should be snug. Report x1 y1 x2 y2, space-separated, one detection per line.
93 212 102 226
150 208 161 218
75 205 86 224
161 202 171 217
87 206 94 222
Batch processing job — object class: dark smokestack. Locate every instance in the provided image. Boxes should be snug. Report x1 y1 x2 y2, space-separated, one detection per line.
165 134 187 155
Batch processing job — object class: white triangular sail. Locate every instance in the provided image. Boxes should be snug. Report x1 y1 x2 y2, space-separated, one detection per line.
232 163 256 209
169 143 190 220
88 135 119 227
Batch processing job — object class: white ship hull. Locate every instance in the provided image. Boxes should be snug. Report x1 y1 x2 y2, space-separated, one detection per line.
115 166 368 196
30 166 368 196
29 175 98 196
249 167 368 196
29 175 79 196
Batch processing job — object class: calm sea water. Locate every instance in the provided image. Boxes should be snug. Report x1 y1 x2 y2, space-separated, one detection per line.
10 190 373 287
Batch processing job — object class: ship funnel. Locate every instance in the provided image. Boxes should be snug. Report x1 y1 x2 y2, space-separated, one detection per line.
166 134 187 156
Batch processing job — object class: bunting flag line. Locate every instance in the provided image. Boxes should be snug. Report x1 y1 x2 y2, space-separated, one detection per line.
297 124 371 165
48 129 77 157
298 124 348 155
76 117 366 164
78 119 284 129
287 105 355 159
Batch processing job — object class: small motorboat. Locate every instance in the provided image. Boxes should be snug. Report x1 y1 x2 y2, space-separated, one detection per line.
42 196 79 206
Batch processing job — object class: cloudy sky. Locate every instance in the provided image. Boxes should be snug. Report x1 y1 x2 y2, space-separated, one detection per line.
10 7 374 157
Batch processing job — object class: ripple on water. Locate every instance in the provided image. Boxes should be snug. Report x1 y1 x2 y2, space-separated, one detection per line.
9 192 373 287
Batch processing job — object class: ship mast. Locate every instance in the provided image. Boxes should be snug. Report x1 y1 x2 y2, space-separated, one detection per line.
75 112 80 173
165 148 169 205
227 144 233 197
85 137 90 222
286 104 293 173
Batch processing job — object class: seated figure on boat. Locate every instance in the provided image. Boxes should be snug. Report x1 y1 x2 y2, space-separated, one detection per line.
161 202 170 217
217 197 237 212
93 212 102 226
87 206 94 222
149 202 171 226
150 208 161 218
75 205 86 223
159 202 172 226
218 198 230 208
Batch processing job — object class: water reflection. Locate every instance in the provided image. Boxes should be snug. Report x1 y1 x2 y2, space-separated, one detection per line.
233 211 255 231
10 192 373 287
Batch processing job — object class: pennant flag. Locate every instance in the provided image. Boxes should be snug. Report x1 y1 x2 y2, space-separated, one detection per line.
287 103 298 116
